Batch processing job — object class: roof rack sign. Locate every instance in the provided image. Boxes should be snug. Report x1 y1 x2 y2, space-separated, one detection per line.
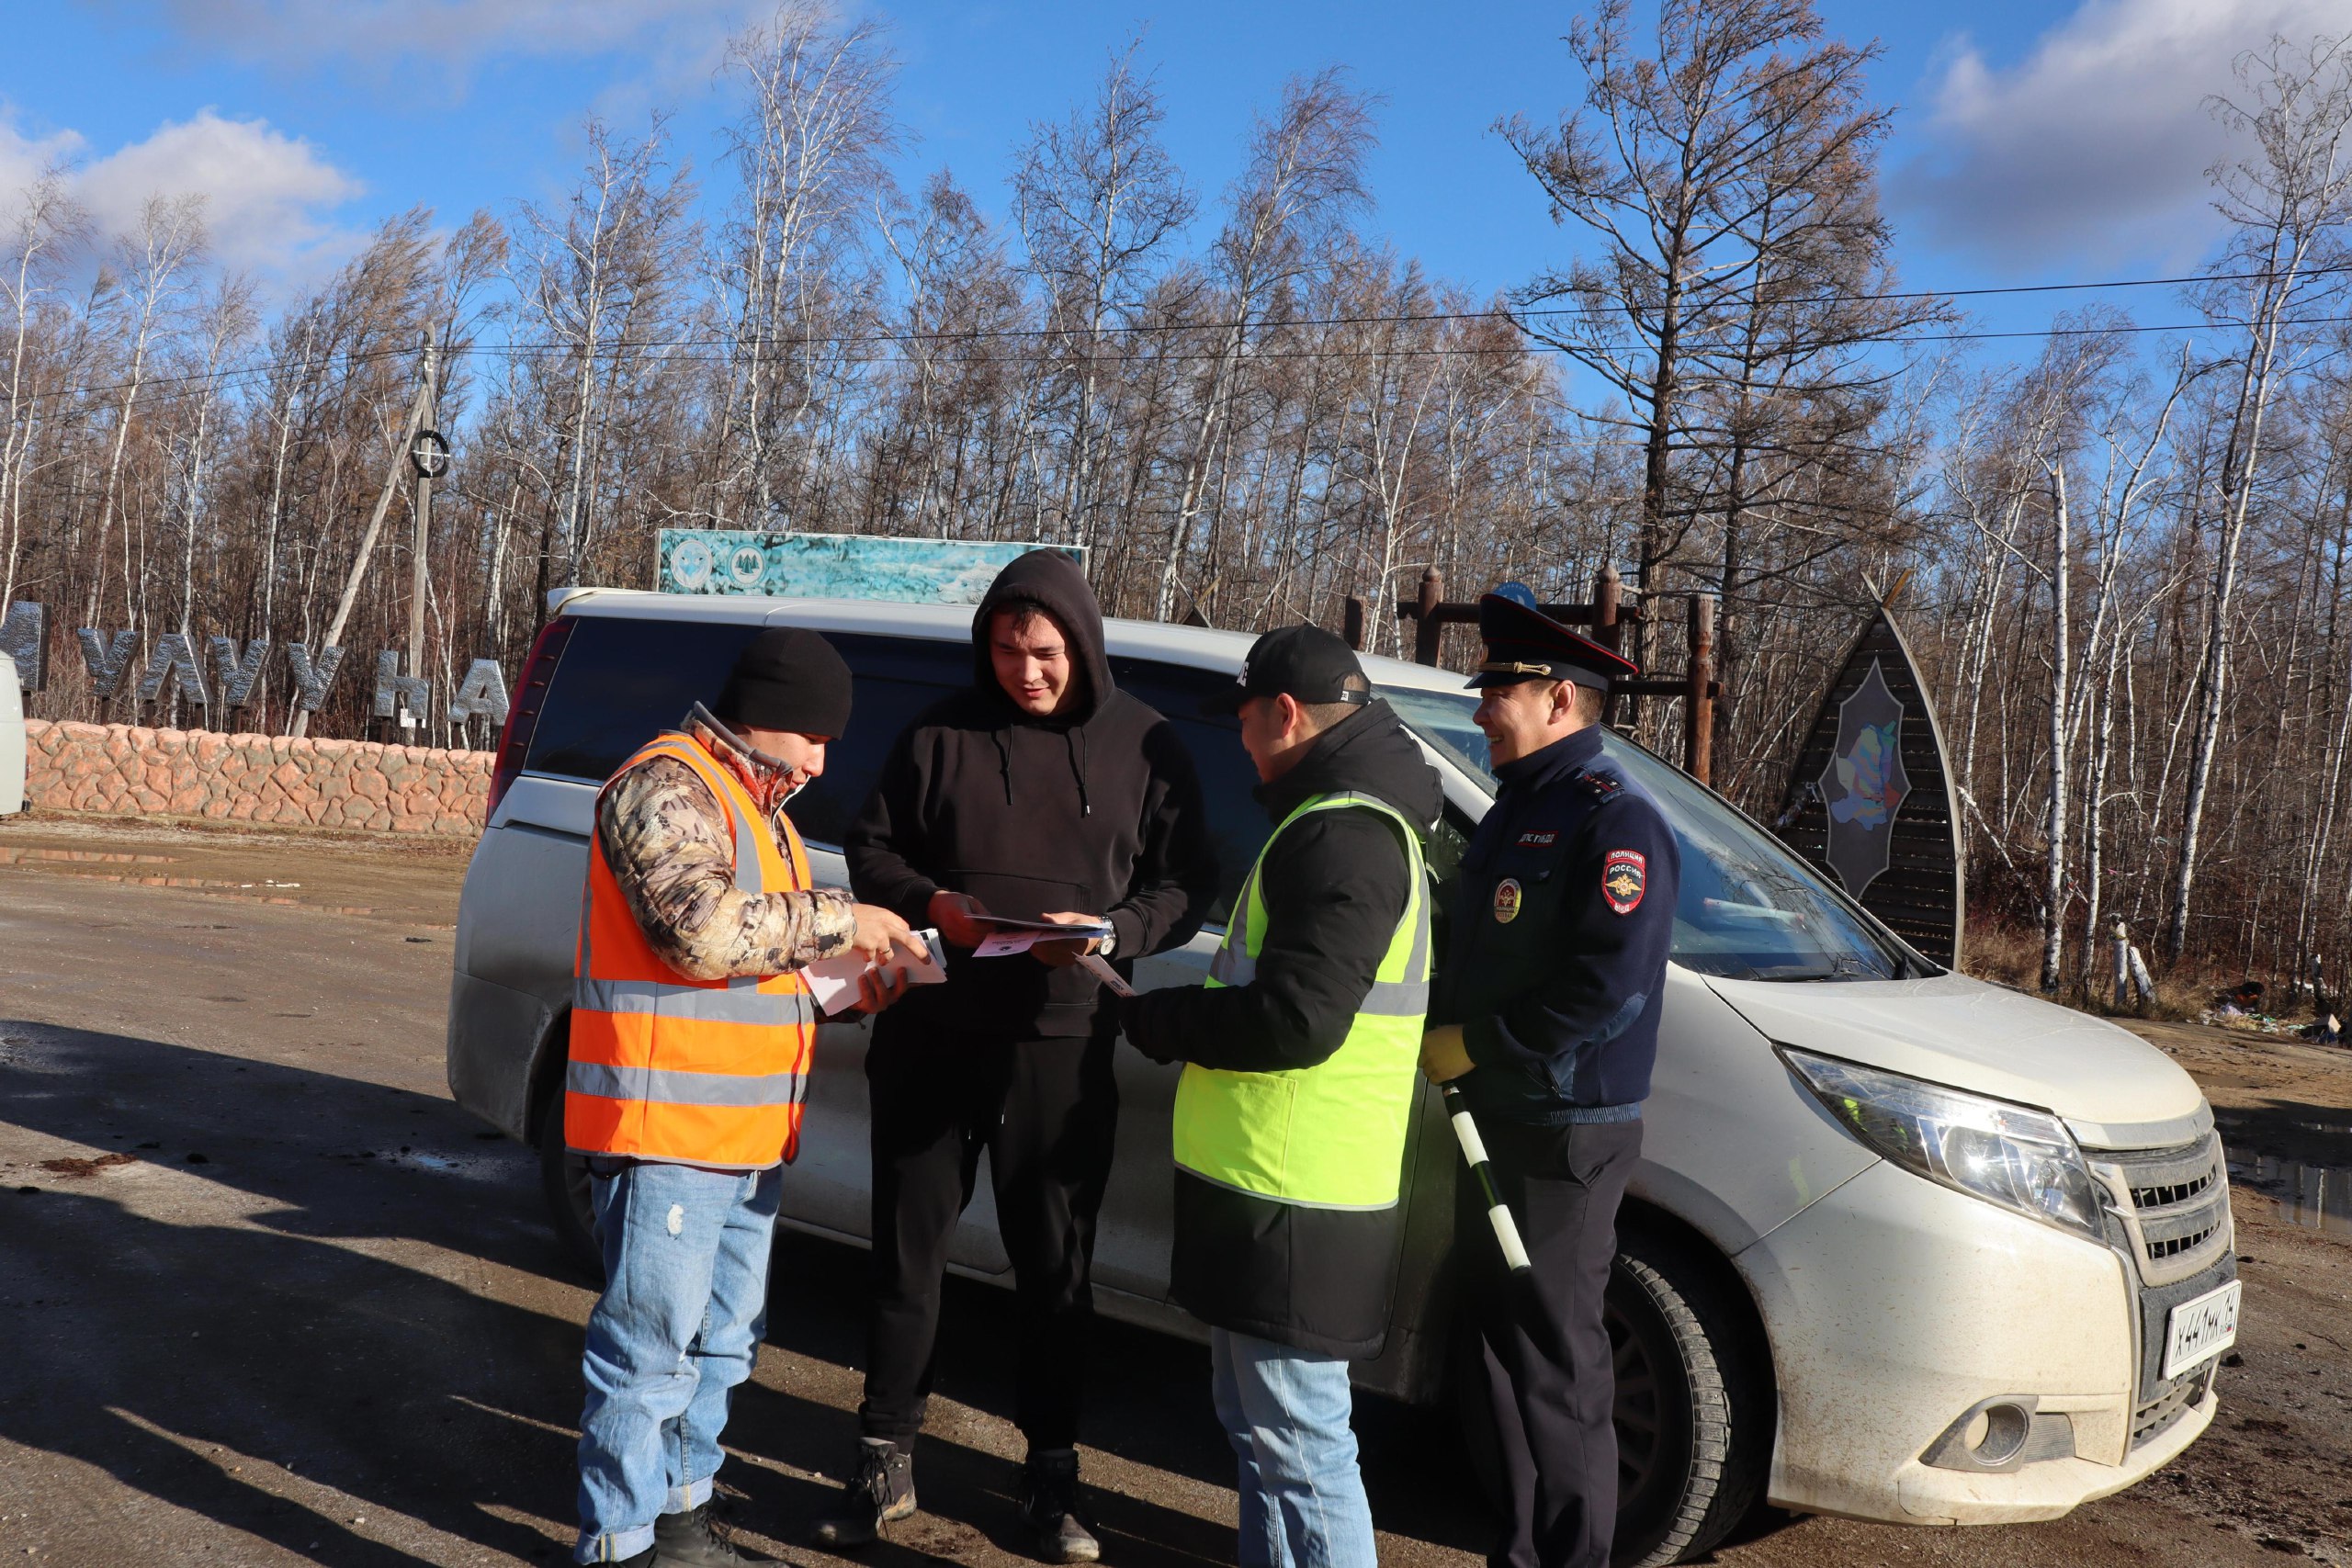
658 529 1084 606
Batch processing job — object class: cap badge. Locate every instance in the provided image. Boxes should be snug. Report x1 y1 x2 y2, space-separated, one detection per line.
1493 877 1523 924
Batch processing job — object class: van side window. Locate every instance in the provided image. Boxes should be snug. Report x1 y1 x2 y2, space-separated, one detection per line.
785 633 966 847
1109 659 1271 928
523 621 967 853
527 617 763 784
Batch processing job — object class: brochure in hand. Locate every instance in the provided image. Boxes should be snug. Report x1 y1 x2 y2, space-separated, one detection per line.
803 927 949 1015
967 914 1114 959
1077 952 1136 998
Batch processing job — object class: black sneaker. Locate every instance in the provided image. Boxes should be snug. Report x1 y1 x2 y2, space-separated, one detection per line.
655 1499 767 1565
813 1438 916 1550
1018 1449 1100 1564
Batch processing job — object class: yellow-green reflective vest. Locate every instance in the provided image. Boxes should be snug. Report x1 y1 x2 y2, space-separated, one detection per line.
1171 791 1431 1210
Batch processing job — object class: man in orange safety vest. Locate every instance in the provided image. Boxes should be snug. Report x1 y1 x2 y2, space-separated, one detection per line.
570 627 922 1567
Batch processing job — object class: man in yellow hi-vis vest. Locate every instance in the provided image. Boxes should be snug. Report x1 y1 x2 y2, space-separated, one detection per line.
571 627 920 1567
1117 625 1442 1568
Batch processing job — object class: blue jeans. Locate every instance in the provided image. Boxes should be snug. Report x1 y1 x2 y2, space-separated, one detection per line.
1210 1328 1379 1568
576 1160 782 1563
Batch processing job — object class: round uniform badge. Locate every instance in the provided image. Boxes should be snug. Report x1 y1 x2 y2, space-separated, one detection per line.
1493 877 1523 924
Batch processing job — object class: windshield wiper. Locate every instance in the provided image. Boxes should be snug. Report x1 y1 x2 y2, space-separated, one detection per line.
1747 955 1894 983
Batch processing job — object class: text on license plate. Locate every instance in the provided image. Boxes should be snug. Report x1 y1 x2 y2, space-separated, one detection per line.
2162 1280 2242 1381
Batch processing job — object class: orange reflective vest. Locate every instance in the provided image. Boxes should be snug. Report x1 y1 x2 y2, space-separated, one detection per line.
567 731 819 1168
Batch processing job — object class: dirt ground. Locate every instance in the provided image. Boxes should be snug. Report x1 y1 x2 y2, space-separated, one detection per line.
0 810 2347 1567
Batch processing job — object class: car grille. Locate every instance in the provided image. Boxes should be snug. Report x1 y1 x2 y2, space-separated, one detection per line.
2130 1167 2214 1209
2132 1359 2216 1450
2087 1122 2236 1450
2095 1130 2233 1287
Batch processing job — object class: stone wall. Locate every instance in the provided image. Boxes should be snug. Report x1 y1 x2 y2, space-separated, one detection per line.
21 720 493 837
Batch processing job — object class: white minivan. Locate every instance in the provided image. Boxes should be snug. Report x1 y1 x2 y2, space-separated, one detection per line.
446 590 2233 1567
0 652 24 817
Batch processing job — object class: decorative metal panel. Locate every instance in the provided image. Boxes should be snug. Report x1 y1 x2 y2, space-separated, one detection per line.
1776 609 1964 968
658 529 1085 605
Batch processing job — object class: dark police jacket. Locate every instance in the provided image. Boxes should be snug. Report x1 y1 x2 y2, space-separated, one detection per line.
1435 725 1679 1124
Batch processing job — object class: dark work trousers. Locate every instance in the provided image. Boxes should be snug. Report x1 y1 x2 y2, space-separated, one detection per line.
1456 1116 1644 1568
860 1021 1119 1452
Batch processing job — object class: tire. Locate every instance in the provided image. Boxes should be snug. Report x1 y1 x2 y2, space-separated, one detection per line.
1606 1233 1773 1567
536 1076 604 1278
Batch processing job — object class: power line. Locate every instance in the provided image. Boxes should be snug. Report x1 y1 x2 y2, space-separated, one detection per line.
21 260 2351 405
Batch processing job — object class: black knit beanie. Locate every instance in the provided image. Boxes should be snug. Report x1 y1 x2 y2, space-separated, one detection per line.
714 628 854 738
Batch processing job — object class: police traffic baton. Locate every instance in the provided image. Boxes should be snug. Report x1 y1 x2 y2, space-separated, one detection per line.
1442 1081 1567 1357
1442 1081 1532 1273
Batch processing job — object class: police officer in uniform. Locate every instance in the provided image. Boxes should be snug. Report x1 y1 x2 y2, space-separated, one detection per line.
1419 591 1679 1568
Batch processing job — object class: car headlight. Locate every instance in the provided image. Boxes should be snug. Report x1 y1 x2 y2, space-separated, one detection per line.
1781 1047 2107 1242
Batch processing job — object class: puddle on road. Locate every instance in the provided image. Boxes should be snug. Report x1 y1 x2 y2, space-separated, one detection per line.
345 1147 520 1181
0 862 377 914
2230 1153 2352 1239
0 847 175 865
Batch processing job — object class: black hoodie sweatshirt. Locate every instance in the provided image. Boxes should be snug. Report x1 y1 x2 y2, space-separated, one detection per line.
1118 697 1444 1358
844 550 1218 1039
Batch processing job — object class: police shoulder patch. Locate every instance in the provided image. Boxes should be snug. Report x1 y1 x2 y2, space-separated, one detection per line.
1602 849 1646 915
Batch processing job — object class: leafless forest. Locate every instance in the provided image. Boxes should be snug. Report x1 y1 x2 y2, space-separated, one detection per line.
3 0 2349 999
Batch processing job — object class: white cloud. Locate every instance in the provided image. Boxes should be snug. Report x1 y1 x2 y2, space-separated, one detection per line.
0 109 364 282
122 0 775 79
1892 0 2345 272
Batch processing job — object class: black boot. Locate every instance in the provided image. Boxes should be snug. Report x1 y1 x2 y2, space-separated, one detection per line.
1018 1448 1100 1564
654 1499 767 1565
813 1438 917 1549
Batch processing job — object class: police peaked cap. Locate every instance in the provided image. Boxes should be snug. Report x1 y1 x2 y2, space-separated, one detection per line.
1466 592 1641 692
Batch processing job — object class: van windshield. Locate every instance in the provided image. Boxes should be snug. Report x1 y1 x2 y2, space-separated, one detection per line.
1379 685 1917 982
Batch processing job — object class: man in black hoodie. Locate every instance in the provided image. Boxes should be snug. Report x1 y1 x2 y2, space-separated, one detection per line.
830 551 1216 1562
1119 625 1442 1568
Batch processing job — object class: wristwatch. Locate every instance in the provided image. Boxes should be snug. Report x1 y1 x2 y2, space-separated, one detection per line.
1097 925 1118 959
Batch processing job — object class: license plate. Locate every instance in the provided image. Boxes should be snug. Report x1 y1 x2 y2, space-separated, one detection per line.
2162 1280 2242 1381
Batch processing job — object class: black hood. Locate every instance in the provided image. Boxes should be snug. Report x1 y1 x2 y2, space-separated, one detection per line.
970 549 1114 726
1258 699 1444 834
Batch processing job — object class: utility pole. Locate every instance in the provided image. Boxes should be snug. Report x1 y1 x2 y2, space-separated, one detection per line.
290 333 435 739
403 326 445 739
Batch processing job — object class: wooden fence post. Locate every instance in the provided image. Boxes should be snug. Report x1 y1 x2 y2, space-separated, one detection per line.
1595 565 1623 728
1684 594 1715 785
1414 567 1445 666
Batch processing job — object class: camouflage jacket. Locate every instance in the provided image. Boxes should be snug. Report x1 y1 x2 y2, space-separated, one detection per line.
594 715 857 981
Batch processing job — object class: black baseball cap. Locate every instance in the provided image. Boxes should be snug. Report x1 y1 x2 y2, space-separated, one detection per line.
1467 592 1640 692
1203 624 1372 716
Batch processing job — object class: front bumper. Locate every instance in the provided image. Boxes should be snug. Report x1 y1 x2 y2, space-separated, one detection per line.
1739 1156 2230 1526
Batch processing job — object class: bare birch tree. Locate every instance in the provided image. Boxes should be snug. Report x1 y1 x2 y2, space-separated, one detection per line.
2163 31 2352 963
1012 39 1193 549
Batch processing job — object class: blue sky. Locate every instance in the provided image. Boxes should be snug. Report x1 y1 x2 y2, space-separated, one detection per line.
3 0 2337 351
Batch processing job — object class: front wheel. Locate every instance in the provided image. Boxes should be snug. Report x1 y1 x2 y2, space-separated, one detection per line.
537 1077 603 1277
1606 1233 1773 1567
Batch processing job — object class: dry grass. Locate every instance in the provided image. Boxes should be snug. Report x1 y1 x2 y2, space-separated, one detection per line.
1958 915 2223 1023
